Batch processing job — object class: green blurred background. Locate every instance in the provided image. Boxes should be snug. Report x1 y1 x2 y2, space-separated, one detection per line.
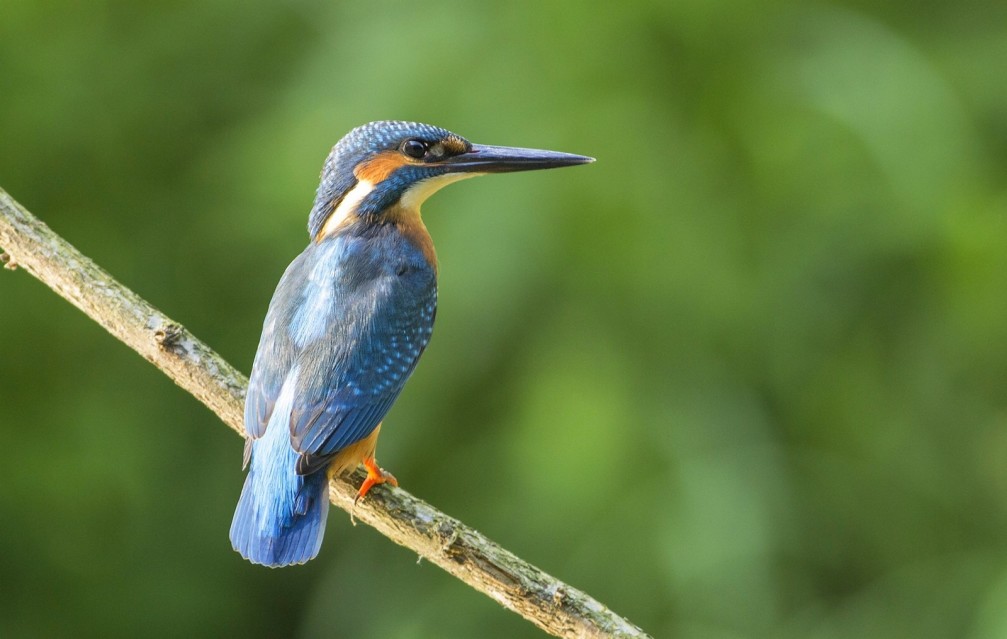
2 1 1006 637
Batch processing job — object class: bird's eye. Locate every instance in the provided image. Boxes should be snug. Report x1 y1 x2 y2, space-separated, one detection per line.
401 139 428 159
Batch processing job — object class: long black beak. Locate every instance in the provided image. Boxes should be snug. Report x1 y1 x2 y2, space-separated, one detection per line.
440 144 594 173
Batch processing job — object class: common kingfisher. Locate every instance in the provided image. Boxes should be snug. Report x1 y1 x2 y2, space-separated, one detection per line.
229 121 593 567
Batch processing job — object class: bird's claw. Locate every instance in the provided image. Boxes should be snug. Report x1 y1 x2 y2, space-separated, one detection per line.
354 457 398 506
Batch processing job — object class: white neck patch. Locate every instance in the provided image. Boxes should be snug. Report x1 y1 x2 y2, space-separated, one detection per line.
319 179 375 238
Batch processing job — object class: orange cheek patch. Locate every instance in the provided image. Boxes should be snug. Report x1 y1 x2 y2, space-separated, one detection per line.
354 151 408 183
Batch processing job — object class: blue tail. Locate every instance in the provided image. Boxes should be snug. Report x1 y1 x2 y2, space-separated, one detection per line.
230 394 330 567
229 465 329 567
229 461 329 567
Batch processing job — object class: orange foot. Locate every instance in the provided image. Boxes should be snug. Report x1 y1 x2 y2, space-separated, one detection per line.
355 456 398 505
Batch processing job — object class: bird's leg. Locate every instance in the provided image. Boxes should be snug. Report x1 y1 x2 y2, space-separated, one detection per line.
355 456 398 505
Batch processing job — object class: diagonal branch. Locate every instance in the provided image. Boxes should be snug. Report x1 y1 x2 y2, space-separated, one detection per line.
0 187 651 639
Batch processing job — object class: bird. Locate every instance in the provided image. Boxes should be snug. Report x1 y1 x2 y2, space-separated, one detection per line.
229 120 593 567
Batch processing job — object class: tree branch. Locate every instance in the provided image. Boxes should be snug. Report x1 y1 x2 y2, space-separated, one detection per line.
0 187 651 639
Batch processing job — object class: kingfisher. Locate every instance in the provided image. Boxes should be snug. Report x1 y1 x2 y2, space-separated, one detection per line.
229 120 593 567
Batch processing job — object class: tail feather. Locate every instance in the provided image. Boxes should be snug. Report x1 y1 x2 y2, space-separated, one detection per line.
232 366 330 567
229 467 329 567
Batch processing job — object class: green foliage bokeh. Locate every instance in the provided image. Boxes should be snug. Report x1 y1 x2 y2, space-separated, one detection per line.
2 1 1006 637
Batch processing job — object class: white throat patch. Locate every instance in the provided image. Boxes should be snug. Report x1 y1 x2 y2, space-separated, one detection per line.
400 172 483 211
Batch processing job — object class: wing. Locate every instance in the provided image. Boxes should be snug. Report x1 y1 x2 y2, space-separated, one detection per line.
244 233 437 469
288 260 437 458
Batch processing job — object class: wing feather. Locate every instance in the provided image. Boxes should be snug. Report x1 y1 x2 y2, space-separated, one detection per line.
244 232 437 468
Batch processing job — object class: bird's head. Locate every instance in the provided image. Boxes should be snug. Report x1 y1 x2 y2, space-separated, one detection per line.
307 120 593 240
